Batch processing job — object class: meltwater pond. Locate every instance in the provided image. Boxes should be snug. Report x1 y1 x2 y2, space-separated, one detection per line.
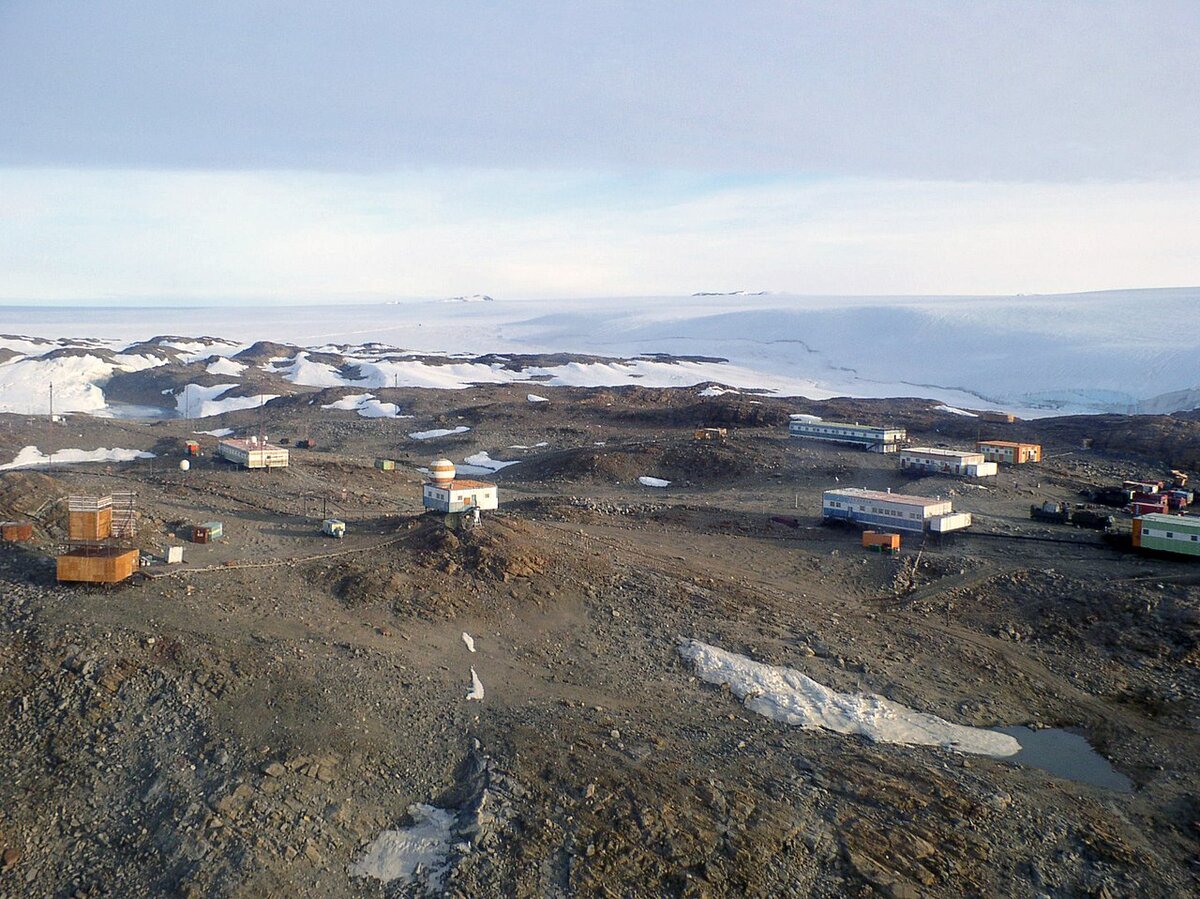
995 727 1133 792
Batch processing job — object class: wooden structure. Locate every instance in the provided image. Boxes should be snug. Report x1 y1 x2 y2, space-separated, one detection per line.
57 493 139 584
1 521 34 541
69 499 112 540
57 547 139 584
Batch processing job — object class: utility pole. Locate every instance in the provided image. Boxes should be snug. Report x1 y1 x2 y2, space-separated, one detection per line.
47 382 54 472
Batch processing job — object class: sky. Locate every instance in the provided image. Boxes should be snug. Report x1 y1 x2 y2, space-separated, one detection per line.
1 1 1197 303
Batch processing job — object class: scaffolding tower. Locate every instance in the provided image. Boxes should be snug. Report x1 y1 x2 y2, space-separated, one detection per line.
58 492 140 584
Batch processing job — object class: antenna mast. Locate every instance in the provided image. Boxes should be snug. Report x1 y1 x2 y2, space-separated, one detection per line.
48 382 54 472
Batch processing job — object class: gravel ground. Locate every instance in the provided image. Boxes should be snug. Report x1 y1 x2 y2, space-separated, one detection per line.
1 388 1197 898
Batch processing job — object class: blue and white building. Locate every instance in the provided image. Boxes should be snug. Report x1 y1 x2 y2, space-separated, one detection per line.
822 487 972 534
788 420 906 453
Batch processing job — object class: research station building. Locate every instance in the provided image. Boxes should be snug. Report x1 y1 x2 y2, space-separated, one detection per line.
217 437 290 469
1132 514 1200 559
977 440 1041 465
788 420 906 453
422 459 498 514
899 447 997 478
822 487 972 534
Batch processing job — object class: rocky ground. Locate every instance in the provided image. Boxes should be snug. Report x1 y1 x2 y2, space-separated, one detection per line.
1 386 1198 897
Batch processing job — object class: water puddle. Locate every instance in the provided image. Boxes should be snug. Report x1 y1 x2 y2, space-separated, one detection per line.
994 726 1133 792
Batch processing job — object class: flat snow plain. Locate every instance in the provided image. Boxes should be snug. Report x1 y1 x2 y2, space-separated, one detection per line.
1 288 1197 417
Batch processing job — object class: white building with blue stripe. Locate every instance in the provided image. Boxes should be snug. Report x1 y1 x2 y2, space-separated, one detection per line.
822 487 972 534
788 420 906 453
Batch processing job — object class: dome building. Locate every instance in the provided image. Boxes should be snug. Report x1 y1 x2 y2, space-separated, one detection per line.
421 459 498 515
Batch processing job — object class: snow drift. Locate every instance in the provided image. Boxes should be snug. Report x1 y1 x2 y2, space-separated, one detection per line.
679 639 1020 757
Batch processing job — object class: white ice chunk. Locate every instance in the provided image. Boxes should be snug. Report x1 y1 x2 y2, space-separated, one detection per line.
466 667 485 701
462 632 476 653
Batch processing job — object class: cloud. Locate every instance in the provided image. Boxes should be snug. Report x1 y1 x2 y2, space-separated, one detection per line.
0 2 1197 180
1 169 1197 299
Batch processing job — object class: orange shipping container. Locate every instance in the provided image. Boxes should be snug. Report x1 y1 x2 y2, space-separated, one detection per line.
862 530 901 551
1 521 33 541
56 548 139 584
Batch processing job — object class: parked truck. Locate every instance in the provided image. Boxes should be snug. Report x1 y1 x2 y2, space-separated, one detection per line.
1070 506 1115 530
1031 501 1071 524
1030 501 1114 530
1166 488 1193 510
1090 486 1135 508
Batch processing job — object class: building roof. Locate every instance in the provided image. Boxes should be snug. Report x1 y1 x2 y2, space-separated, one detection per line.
978 440 1039 448
219 438 287 452
903 446 984 460
1138 513 1200 527
824 486 949 507
791 421 902 431
425 479 496 490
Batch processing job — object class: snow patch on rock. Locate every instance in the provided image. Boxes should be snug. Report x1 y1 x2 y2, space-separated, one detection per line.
348 804 456 889
409 426 470 440
1 446 155 471
679 639 1020 757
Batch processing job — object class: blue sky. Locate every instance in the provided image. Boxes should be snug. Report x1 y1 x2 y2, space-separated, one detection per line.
1 1 1197 302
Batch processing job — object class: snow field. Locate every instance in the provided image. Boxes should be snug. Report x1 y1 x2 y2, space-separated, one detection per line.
1 446 156 471
175 384 280 418
679 640 1020 757
2 288 1198 417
